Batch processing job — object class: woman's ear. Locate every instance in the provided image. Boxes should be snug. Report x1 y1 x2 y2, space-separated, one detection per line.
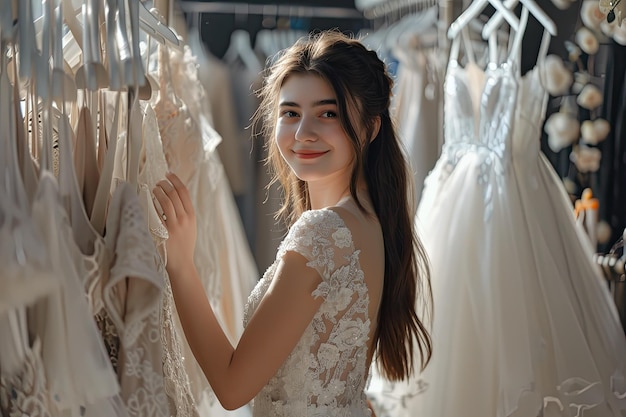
370 116 382 143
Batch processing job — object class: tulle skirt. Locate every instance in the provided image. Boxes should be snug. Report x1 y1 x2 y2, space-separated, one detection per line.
367 148 626 417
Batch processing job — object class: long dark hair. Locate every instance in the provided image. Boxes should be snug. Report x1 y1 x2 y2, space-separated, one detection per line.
253 30 432 381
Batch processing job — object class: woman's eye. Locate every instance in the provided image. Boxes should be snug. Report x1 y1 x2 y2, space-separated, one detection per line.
321 111 337 118
281 110 299 118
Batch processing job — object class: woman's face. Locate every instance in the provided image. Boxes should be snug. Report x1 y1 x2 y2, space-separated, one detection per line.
275 73 356 188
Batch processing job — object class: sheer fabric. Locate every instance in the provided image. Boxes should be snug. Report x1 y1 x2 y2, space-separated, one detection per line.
244 209 372 417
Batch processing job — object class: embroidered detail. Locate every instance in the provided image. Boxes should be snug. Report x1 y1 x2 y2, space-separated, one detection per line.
244 209 372 416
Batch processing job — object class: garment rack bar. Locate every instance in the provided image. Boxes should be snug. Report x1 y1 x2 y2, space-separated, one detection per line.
178 2 365 19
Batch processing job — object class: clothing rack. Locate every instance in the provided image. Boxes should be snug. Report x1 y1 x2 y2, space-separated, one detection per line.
178 2 364 19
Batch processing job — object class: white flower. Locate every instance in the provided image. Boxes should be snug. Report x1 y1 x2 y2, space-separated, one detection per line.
317 380 346 405
580 118 611 145
319 282 353 317
597 220 613 244
576 27 600 55
551 0 574 10
336 318 369 349
317 343 340 369
542 55 573 95
577 83 603 110
581 0 607 31
563 177 577 194
565 41 582 62
544 112 580 152
570 146 602 172
601 19 618 37
331 227 352 248
572 71 591 94
612 21 626 45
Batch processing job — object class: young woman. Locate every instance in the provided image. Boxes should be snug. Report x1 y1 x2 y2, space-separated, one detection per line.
153 30 432 416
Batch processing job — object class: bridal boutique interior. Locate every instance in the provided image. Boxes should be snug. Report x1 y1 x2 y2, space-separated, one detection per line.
2 0 626 416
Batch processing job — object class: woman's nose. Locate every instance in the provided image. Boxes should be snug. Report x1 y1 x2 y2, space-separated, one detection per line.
294 117 318 142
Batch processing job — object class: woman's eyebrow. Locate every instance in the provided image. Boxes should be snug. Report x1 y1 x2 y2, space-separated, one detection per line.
278 99 337 107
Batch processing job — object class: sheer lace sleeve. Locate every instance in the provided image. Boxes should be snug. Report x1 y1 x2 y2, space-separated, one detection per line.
279 209 365 305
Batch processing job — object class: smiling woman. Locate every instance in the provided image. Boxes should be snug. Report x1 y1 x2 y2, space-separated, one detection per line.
152 30 432 417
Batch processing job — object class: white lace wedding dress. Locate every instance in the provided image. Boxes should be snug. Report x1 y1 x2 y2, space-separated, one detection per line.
244 207 372 417
368 8 626 417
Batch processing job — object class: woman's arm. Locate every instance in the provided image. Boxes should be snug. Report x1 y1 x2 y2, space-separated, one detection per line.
154 173 323 410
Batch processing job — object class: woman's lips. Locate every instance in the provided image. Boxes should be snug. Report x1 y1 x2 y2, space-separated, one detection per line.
293 150 328 159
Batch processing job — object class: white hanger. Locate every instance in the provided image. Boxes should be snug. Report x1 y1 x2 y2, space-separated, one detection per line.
223 29 263 74
0 0 15 41
51 0 77 103
17 0 37 81
35 0 182 85
127 0 147 88
139 2 181 48
384 7 439 50
255 29 280 59
447 0 521 40
482 0 557 38
75 0 109 91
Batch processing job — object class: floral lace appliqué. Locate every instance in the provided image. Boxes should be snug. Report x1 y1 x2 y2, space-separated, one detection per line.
244 209 372 417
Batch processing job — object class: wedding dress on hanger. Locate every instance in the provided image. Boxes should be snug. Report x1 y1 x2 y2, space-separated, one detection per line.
369 7 626 417
151 42 257 416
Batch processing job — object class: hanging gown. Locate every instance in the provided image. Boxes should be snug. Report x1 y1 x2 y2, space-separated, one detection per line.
368 9 626 417
152 43 257 416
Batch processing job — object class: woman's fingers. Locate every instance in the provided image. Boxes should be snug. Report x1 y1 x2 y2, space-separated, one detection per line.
153 185 175 222
156 177 185 219
153 173 194 226
166 172 194 215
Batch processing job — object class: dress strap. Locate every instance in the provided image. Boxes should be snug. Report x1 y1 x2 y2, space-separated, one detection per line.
536 25 552 65
488 29 499 66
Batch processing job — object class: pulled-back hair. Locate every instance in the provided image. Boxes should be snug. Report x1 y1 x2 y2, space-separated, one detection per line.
253 30 432 381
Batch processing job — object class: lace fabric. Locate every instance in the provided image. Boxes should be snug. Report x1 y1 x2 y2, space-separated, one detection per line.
0 338 51 417
104 181 172 417
244 209 371 417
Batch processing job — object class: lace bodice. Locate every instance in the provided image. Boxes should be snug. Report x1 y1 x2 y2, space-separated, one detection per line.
444 61 518 163
244 209 372 417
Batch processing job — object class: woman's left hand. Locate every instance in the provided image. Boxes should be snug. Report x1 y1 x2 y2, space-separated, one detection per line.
153 172 197 275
